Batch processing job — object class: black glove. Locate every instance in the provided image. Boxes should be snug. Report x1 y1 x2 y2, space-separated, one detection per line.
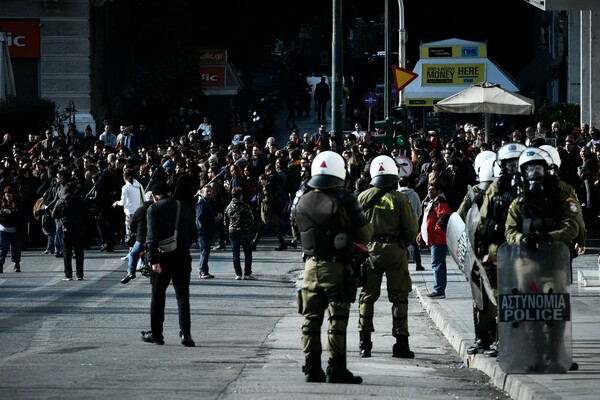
521 232 549 251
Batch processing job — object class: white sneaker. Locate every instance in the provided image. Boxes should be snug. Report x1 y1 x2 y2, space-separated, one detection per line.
120 255 129 261
243 274 257 280
235 275 242 280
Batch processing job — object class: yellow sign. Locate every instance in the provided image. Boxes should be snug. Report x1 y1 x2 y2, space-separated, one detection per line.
419 44 487 59
392 65 418 91
421 63 485 86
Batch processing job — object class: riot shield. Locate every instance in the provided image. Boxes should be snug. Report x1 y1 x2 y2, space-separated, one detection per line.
497 242 572 374
465 206 497 307
447 212 483 309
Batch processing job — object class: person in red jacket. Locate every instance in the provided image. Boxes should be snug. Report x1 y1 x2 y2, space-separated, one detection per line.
419 181 451 298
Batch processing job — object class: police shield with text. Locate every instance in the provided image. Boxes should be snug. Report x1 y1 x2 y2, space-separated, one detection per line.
501 146 581 373
291 151 373 384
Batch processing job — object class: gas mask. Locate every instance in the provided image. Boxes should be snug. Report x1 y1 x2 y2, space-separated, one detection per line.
524 163 545 193
502 158 519 176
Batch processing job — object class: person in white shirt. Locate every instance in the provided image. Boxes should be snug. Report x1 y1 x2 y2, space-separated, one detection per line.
197 116 213 142
112 168 145 256
352 122 365 143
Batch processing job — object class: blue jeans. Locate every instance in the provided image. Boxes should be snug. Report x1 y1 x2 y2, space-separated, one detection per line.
198 234 215 275
410 241 421 264
229 231 253 276
430 244 447 294
54 219 63 254
127 240 145 275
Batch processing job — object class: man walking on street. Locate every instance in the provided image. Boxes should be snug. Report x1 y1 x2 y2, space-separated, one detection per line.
141 181 198 347
314 76 330 121
224 186 256 280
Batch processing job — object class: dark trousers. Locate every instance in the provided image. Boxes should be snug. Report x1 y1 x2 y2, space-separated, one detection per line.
61 232 85 279
96 206 115 247
150 250 192 340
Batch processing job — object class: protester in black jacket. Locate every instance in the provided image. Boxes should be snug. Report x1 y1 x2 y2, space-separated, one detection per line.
141 181 198 347
52 182 91 281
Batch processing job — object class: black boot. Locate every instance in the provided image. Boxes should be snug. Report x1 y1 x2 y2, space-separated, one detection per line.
392 335 415 359
467 338 485 355
326 358 362 384
0 263 3 273
14 262 20 272
275 237 288 251
359 331 372 358
302 355 326 383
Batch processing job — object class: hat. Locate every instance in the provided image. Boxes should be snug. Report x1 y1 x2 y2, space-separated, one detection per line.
151 181 170 196
565 135 575 144
85 125 92 132
428 130 437 136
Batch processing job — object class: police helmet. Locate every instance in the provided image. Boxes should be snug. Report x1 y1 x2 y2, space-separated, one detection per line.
497 143 526 175
497 143 526 162
518 147 549 180
474 150 496 175
478 157 496 189
539 144 561 169
308 151 346 189
369 155 399 188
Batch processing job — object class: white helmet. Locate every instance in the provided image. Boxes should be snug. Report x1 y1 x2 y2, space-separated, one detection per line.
474 151 496 179
518 147 549 178
478 157 496 189
540 145 561 168
308 151 346 189
369 155 399 188
497 143 526 162
497 143 526 175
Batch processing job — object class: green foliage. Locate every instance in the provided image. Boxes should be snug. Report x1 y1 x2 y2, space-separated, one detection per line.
0 97 57 140
541 102 580 130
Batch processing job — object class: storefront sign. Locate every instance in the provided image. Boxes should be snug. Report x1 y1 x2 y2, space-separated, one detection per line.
0 19 40 58
421 63 485 86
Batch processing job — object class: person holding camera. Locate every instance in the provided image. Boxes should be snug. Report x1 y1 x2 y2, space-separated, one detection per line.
291 151 372 384
0 186 26 273
357 155 419 358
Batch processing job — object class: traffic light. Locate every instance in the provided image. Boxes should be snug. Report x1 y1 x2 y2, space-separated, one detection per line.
373 117 395 149
392 105 408 149
374 116 408 150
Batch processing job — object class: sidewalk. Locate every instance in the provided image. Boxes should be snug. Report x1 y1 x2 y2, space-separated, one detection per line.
410 243 600 400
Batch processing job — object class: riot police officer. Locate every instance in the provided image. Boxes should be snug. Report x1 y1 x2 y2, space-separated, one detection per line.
505 146 580 258
291 151 373 384
472 142 525 357
357 155 418 358
504 146 581 372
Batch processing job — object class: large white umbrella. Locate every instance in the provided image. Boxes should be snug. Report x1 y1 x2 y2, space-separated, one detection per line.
0 32 16 100
433 81 534 143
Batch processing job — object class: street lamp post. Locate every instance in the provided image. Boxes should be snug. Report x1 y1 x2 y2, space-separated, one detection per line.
65 100 76 125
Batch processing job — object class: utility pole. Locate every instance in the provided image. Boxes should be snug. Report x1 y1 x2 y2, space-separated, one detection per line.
384 0 391 118
331 0 344 142
398 0 407 105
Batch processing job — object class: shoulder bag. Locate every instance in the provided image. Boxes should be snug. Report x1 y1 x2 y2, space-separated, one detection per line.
158 200 180 253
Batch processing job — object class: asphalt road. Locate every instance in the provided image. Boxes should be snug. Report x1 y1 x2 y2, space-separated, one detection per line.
0 240 509 400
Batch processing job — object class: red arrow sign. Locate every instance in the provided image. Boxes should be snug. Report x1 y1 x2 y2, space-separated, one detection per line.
392 65 418 91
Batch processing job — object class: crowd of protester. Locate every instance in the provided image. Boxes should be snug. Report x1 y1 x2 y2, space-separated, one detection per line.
0 110 597 275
